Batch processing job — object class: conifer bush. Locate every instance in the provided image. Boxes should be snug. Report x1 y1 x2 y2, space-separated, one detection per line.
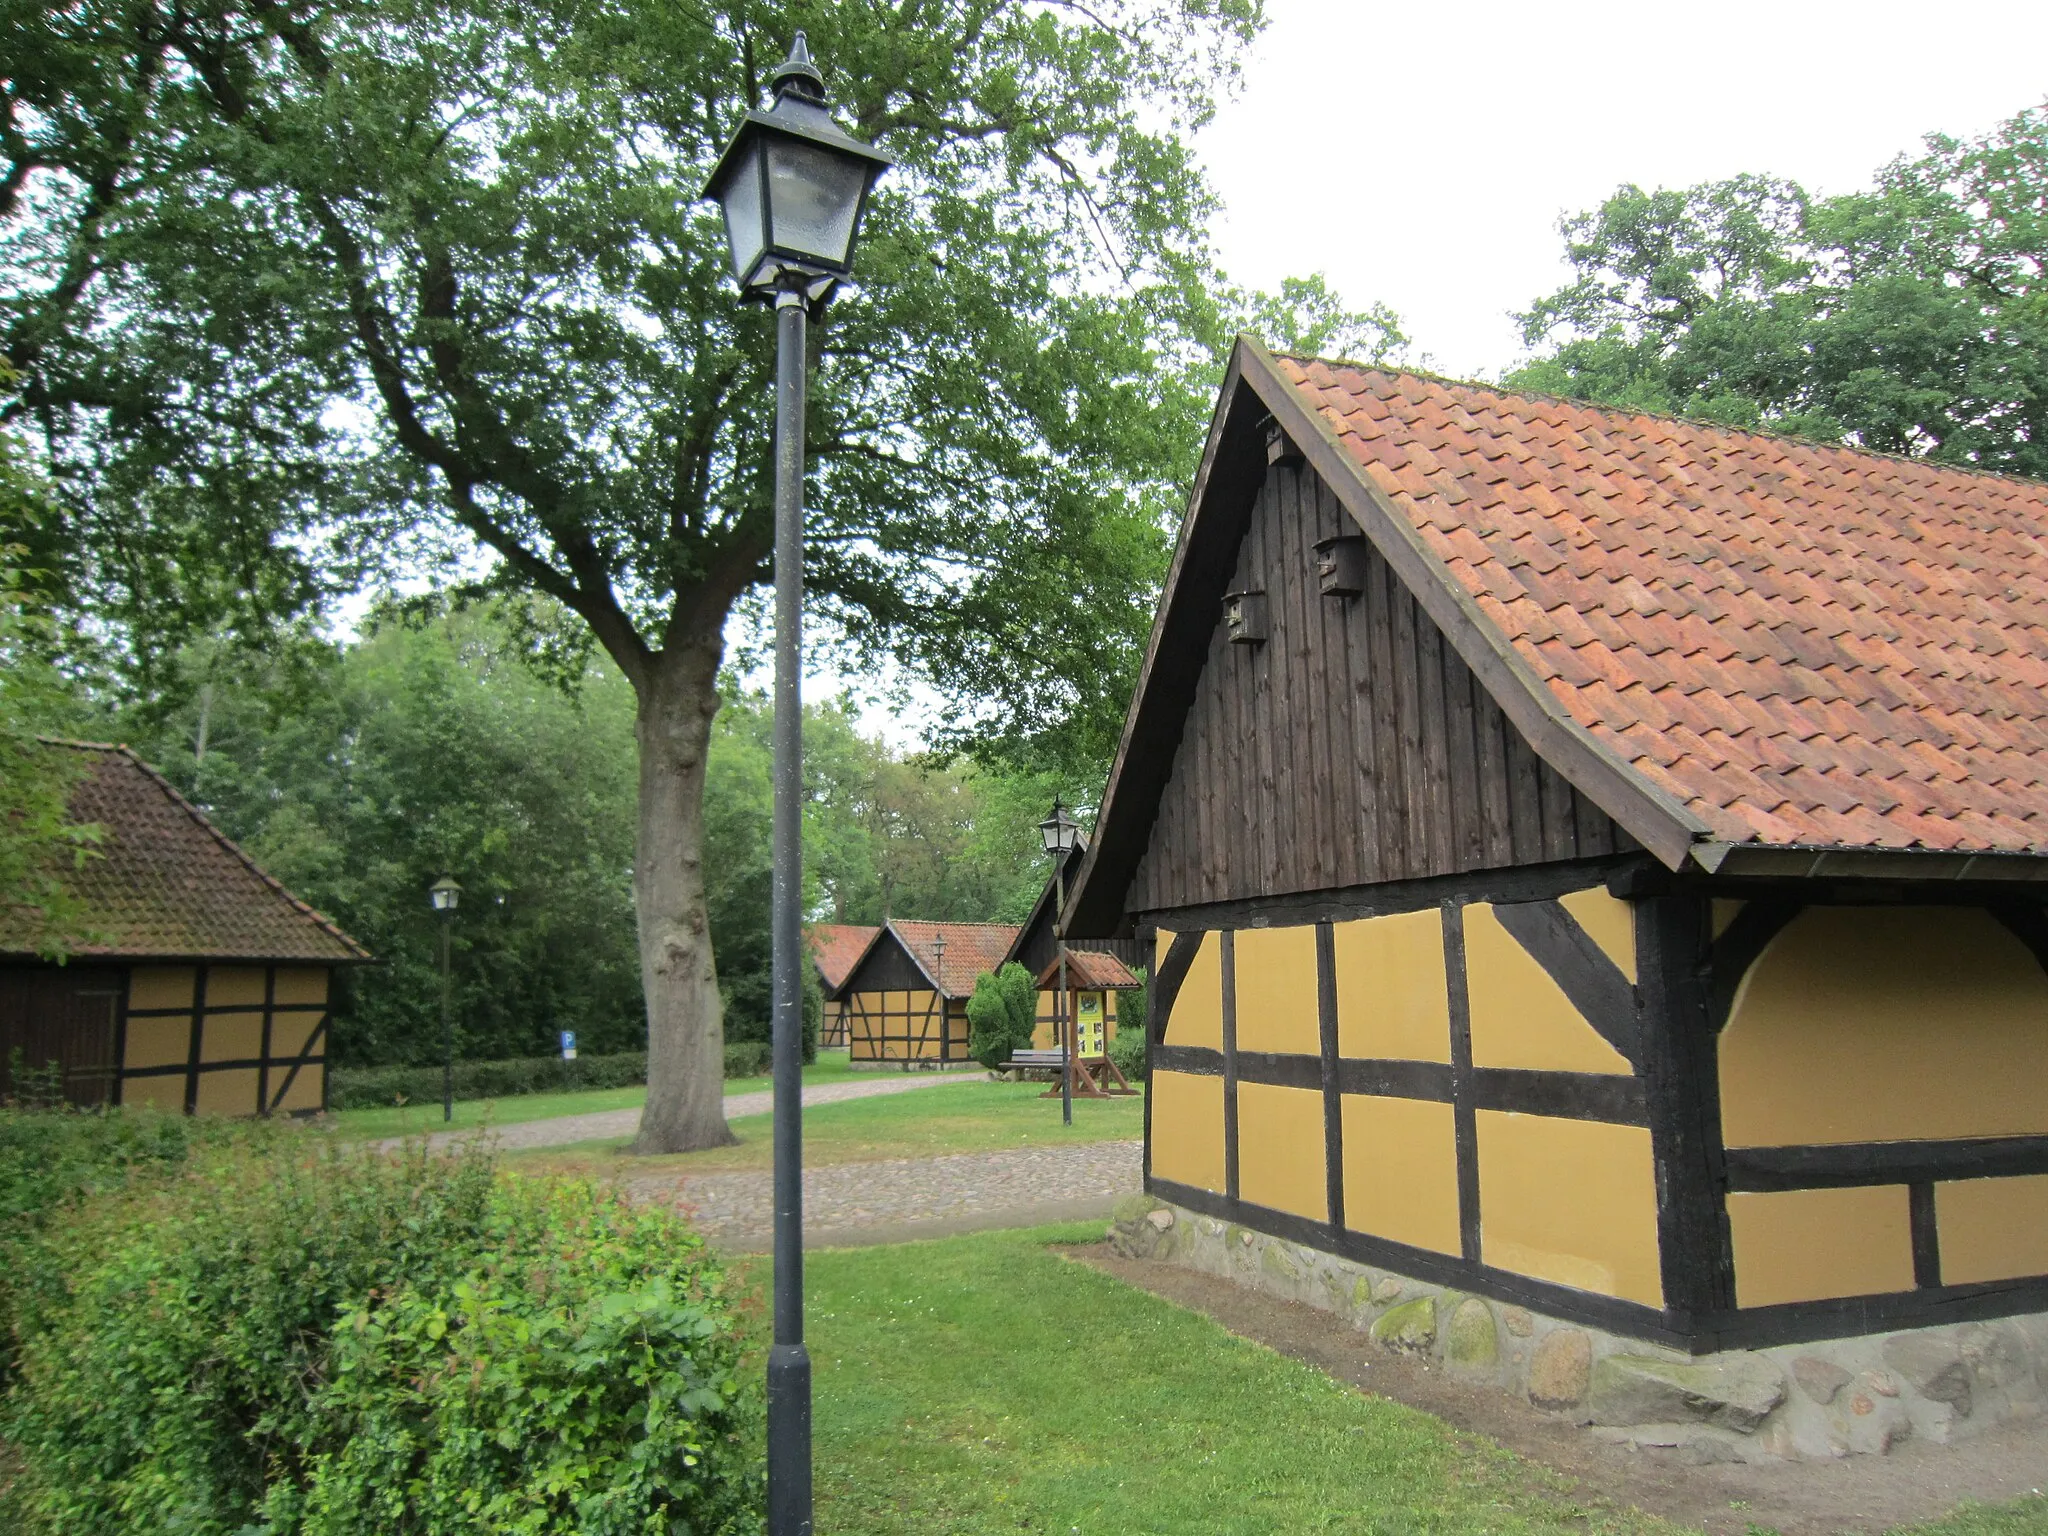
966 962 1038 1069
2 1130 761 1534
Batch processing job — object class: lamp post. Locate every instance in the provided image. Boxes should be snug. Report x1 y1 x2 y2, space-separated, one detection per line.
704 35 890 1536
1039 798 1082 1127
429 877 461 1122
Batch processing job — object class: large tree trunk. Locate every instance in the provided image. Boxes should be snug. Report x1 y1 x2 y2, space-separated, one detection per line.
630 633 736 1153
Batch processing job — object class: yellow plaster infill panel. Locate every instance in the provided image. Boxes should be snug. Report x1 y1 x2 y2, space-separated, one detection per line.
1162 932 1223 1050
128 967 195 1012
1558 888 1637 984
1231 925 1321 1057
1463 904 1632 1076
201 1012 265 1063
1150 1070 1226 1194
1236 1080 1327 1221
1721 906 2048 1147
273 967 328 1006
206 967 267 1007
274 1062 324 1114
1477 1112 1662 1306
1937 1174 2048 1286
269 1015 322 1059
122 1017 190 1072
1332 909 1449 1063
1727 1187 1915 1307
123 1075 184 1110
1712 900 1745 940
195 1066 261 1117
1341 1094 1461 1255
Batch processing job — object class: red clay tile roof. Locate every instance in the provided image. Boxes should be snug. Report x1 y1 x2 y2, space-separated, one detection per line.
888 920 1021 998
0 742 370 963
1033 949 1139 990
806 923 878 994
1273 354 2048 857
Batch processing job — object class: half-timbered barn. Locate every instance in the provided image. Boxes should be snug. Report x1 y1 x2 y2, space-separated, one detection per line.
805 923 877 1047
838 920 1019 1065
1072 338 2048 1397
1003 847 1144 1052
0 742 369 1114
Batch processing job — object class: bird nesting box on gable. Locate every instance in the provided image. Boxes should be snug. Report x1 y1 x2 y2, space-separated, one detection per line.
1314 534 1368 598
1223 589 1268 645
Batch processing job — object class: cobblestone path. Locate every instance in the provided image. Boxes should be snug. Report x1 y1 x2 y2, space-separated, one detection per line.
378 1067 981 1154
622 1139 1144 1252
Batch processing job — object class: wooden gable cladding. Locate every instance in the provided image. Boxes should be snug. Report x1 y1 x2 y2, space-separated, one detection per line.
1127 457 1632 915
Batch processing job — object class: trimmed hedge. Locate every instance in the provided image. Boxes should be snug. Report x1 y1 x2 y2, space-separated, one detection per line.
2 1123 761 1533
329 1041 775 1111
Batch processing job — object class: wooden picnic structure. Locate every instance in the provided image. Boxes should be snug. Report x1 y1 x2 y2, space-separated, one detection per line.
1064 339 2048 1352
0 741 370 1115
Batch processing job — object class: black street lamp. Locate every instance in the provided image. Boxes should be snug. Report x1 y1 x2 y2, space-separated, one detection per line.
704 34 890 1536
429 876 461 1122
1039 798 1082 1127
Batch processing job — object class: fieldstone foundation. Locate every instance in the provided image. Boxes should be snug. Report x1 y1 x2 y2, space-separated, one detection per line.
1108 1195 2048 1463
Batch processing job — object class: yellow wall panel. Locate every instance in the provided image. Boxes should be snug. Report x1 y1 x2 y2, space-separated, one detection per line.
1477 1112 1661 1305
1161 931 1223 1050
1341 1094 1461 1255
1231 926 1320 1056
128 967 195 1012
201 1012 264 1063
273 1062 324 1114
272 967 328 1006
1721 907 2048 1146
1150 1071 1225 1193
122 1016 190 1071
1727 1186 1914 1306
123 1075 183 1110
269 1016 323 1059
1236 1081 1326 1221
195 1067 261 1117
1333 908 1449 1062
207 967 267 1007
1558 888 1637 984
1463 904 1632 1075
1937 1174 2048 1285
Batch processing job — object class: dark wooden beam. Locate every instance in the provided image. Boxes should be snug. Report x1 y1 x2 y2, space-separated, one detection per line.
1443 900 1482 1265
1492 897 1640 1066
1707 898 1801 1031
1317 922 1345 1234
1726 1135 2048 1190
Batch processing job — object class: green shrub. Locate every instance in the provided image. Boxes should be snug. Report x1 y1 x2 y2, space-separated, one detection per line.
3 1138 761 1534
722 1039 770 1079
967 962 1038 1069
1109 967 1149 1083
329 1041 779 1111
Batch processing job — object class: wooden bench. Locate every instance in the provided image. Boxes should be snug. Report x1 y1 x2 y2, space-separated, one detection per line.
1002 1046 1138 1097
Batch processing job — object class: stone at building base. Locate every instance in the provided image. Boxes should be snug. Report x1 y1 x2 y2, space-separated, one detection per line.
1108 1196 2048 1463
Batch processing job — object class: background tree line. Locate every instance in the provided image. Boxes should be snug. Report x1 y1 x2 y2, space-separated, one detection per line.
20 598 1069 1068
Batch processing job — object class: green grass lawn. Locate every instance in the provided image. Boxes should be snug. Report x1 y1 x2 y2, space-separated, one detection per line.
510 1077 1143 1176
325 1050 870 1141
793 1225 2048 1536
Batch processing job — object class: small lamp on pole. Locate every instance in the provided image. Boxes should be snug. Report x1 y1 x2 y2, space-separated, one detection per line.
429 877 461 1123
1039 798 1083 1127
704 34 890 1536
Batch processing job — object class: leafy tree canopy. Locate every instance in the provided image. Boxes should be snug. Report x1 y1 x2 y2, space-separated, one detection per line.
1509 104 2048 478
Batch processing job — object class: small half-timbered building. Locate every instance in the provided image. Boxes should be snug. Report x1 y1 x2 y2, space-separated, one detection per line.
806 923 877 1047
0 742 369 1114
1071 339 2048 1375
1003 847 1144 1053
838 920 1019 1064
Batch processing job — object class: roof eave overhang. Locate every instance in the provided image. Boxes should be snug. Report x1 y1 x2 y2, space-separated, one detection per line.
1691 843 2048 882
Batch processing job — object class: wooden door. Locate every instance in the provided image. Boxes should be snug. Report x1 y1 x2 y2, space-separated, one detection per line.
0 966 122 1106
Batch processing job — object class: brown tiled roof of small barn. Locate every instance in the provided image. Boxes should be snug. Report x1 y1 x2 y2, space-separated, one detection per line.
1275 356 2048 854
0 741 369 963
888 920 1021 997
806 923 878 994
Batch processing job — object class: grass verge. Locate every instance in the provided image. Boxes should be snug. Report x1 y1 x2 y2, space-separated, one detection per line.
510 1079 1142 1176
795 1225 2048 1536
325 1051 869 1142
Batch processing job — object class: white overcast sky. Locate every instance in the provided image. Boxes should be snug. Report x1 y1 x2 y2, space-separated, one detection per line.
1194 0 2048 382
